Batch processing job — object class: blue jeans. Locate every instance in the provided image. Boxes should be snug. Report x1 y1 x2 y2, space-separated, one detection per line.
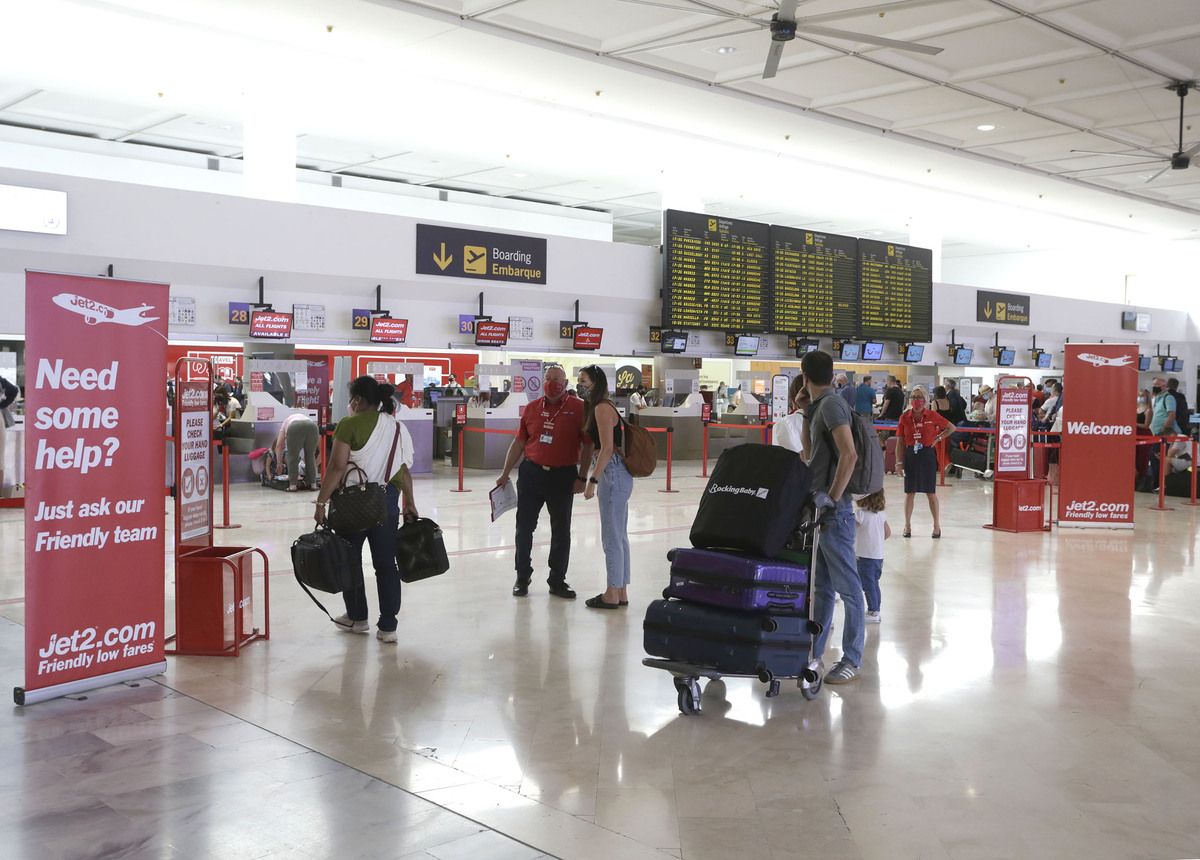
342 485 401 632
597 453 633 589
857 556 883 612
813 498 865 667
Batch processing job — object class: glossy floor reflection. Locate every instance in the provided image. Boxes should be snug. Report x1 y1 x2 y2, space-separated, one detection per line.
2 465 1199 859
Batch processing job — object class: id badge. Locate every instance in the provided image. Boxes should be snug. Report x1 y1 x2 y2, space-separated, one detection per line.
539 433 554 445
913 441 923 453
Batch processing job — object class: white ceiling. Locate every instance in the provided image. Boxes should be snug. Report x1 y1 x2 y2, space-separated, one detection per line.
0 0 1198 251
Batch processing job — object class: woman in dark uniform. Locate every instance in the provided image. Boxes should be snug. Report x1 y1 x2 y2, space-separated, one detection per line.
896 387 955 538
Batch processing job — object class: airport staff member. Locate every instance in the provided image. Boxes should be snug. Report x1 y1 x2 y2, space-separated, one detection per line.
496 365 593 599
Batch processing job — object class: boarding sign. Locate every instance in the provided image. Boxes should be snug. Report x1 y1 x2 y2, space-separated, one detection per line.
1058 344 1137 528
19 271 168 705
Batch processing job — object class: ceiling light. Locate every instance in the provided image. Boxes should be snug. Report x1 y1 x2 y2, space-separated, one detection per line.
976 124 996 132
715 46 737 55
512 172 528 178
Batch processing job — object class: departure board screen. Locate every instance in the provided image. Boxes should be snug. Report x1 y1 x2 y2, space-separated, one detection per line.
663 210 770 331
857 239 933 342
771 226 857 337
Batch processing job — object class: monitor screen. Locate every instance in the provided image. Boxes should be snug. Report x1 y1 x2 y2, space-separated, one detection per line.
997 348 1015 366
248 310 293 340
862 341 883 361
904 344 924 363
661 330 688 353
1036 351 1052 369
369 317 408 344
573 326 603 351
794 340 819 358
474 320 510 347
1138 355 1151 371
840 342 862 361
954 347 974 366
734 335 759 357
1169 357 1183 372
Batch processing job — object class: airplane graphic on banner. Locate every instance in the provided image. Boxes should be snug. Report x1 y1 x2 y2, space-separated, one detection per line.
52 293 158 327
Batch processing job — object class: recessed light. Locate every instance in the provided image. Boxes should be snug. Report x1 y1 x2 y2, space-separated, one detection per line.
715 46 737 55
976 123 996 132
512 172 528 178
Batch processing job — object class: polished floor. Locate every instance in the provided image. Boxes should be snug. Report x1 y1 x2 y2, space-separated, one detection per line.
2 463 1199 860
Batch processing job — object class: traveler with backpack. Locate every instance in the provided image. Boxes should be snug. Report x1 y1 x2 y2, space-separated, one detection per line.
895 387 955 539
578 366 633 610
796 350 867 686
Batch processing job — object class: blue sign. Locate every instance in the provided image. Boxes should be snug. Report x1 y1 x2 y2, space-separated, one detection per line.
228 302 250 325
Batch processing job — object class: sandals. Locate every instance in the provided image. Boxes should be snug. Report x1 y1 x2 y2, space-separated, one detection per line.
902 528 911 538
932 530 942 539
585 594 620 610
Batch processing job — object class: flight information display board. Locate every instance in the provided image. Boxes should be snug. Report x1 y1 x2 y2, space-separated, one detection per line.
771 226 857 338
857 239 933 342
663 210 770 331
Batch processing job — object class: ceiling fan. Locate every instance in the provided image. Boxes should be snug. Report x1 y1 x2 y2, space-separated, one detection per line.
1069 81 1199 184
614 0 944 78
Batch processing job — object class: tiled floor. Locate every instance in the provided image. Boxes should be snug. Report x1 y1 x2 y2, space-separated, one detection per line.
2 464 1199 859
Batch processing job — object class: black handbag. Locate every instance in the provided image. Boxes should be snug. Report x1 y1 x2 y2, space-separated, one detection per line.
290 525 364 622
396 517 450 583
326 423 400 535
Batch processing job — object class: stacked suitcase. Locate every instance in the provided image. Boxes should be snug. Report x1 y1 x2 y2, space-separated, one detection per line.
642 444 824 713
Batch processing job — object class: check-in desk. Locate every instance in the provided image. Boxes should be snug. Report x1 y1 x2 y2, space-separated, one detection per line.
707 402 769 458
396 405 434 474
638 399 704 460
1 422 24 498
459 400 522 470
434 397 467 460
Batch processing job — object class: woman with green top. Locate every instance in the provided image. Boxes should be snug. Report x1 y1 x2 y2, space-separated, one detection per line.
315 376 417 643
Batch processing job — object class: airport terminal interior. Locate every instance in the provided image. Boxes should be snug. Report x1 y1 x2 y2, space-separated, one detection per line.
2 1 1200 858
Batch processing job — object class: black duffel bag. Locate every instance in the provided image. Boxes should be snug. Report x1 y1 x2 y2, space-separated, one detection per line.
690 443 811 558
326 424 401 535
396 517 450 583
291 525 364 622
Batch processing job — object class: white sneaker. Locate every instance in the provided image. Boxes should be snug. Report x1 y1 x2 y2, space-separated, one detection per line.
332 614 369 634
376 629 398 644
866 611 881 624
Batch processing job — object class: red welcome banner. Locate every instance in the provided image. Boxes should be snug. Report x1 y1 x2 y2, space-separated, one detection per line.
1058 343 1137 528
19 272 168 705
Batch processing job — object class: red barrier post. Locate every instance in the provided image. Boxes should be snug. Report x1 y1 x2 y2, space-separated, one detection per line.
450 424 471 493
213 440 242 530
658 426 678 494
1150 437 1172 512
1187 438 1200 507
699 422 709 478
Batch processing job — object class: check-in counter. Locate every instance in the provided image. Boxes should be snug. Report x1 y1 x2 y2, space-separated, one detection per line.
396 405 434 474
1 422 24 498
434 397 467 460
460 399 522 470
638 399 704 460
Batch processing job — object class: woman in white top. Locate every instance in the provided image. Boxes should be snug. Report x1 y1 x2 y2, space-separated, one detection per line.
315 376 417 643
772 375 807 453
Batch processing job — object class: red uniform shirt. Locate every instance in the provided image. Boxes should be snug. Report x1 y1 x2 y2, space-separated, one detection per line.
518 394 587 467
898 408 951 448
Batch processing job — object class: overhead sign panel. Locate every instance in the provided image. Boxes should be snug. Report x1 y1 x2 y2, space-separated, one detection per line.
416 224 547 284
771 226 857 338
977 290 1030 326
857 239 933 343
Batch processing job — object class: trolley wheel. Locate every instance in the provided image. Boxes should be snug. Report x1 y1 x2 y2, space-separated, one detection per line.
800 672 822 701
676 677 702 715
761 618 779 633
766 679 781 698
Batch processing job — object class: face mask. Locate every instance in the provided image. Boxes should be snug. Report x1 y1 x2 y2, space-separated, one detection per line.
1153 386 1163 395
911 399 926 410
577 383 592 398
545 379 565 399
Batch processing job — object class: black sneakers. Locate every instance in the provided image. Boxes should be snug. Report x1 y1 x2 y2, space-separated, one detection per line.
548 582 577 599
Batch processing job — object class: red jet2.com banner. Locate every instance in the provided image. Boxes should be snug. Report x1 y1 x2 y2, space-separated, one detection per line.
18 272 168 705
1058 343 1137 529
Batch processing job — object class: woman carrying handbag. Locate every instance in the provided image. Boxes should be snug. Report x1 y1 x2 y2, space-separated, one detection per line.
315 376 417 643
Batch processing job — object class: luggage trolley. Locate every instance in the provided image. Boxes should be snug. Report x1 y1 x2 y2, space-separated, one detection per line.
643 511 825 715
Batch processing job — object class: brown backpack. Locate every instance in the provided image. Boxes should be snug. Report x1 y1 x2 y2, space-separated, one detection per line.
622 417 657 478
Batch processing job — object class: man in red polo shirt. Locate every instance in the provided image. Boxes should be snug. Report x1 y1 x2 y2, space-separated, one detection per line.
497 365 593 598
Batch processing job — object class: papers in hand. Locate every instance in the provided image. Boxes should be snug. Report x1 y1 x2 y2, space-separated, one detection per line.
489 481 518 522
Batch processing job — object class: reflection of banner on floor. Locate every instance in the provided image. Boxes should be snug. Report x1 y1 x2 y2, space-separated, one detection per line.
1058 343 1137 529
18 271 168 705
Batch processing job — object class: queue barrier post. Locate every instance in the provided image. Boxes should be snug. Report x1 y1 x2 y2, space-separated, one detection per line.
700 422 709 478
213 440 242 530
1187 438 1200 507
450 424 471 494
658 426 678 494
1150 437 1172 512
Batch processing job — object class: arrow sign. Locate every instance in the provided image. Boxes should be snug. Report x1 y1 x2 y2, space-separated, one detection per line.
984 302 993 320
433 242 453 271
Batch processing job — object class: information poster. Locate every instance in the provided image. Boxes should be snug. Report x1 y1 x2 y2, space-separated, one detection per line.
517 360 542 401
1058 344 1137 528
20 271 168 705
177 379 211 541
995 386 1030 475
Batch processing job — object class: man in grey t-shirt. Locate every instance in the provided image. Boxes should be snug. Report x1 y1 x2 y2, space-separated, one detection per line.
798 350 865 686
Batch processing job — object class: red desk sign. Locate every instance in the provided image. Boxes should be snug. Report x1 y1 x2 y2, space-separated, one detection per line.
20 271 168 705
248 311 292 339
370 317 408 344
758 402 770 421
702 403 712 423
995 384 1030 475
573 326 604 351
1058 343 1136 528
455 403 467 425
474 321 509 346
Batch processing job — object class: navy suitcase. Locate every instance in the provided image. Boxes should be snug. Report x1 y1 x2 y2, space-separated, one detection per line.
664 547 809 615
642 599 812 680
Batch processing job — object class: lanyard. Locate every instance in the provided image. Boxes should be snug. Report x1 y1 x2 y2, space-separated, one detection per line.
540 397 568 430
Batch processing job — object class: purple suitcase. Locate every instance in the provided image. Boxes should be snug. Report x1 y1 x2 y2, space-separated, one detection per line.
665 547 809 615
